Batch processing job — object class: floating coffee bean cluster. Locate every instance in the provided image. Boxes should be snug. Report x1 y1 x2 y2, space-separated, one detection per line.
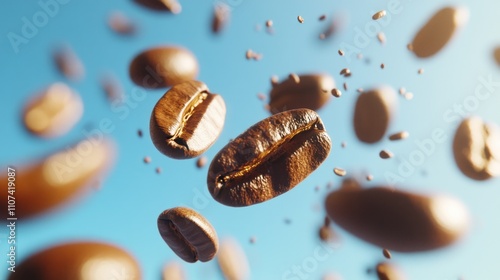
7 1 500 279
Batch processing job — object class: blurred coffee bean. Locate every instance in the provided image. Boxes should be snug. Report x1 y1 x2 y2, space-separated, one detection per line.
9 242 141 280
410 6 468 58
268 74 334 114
162 261 185 280
353 87 396 143
150 81 226 159
134 0 181 13
23 83 83 138
208 109 331 206
376 262 405 280
53 45 85 81
0 138 115 219
217 238 250 280
325 179 469 252
452 117 500 180
212 3 230 33
129 46 198 89
157 207 218 263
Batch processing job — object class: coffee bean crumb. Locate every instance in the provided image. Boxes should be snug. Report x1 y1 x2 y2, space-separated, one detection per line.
372 10 387 20
389 131 409 141
380 63 385 69
249 236 256 244
383 248 392 259
297 16 304 23
377 32 386 44
366 174 374 181
144 156 151 164
404 92 414 100
379 150 393 159
319 15 326 21
137 129 143 137
338 49 345 56
343 82 348 91
333 168 346 177
155 167 162 174
331 88 342 98
196 156 207 168
418 68 424 75
257 93 266 101
341 141 347 148
266 20 273 27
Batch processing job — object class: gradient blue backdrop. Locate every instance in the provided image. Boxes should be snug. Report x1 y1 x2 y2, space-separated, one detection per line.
1 0 500 279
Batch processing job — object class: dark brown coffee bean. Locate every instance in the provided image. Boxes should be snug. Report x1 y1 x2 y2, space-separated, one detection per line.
319 225 335 242
382 248 392 259
325 179 469 252
9 242 141 280
268 74 334 114
150 81 226 159
157 207 218 263
410 7 468 58
23 83 83 138
208 109 331 206
134 0 181 13
353 87 396 143
0 139 115 219
129 46 198 89
376 262 405 280
452 117 500 180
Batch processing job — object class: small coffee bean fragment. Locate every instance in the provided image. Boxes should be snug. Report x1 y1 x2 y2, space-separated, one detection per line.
297 16 304 23
212 3 230 33
389 131 409 141
53 45 85 81
379 150 393 159
157 207 218 263
383 248 392 259
197 156 208 168
377 32 386 44
144 156 151 164
333 168 346 177
372 10 387 20
331 88 342 98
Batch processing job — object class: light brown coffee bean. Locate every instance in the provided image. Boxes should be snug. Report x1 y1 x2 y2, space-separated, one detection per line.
325 179 469 251
410 7 468 58
382 249 392 259
372 10 387 20
162 261 185 280
268 74 334 114
108 11 137 35
23 83 83 138
297 16 304 23
0 138 115 219
208 109 331 206
157 207 218 263
353 86 396 143
150 81 226 159
129 46 198 88
217 238 250 280
376 262 405 280
388 131 409 141
53 45 85 81
494 47 500 66
9 242 140 280
452 117 500 180
212 3 230 33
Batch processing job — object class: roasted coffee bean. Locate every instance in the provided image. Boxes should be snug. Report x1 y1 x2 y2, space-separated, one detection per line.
208 109 331 206
150 81 226 159
376 262 405 280
53 45 85 81
162 261 185 280
129 46 198 89
23 83 83 138
9 242 141 280
410 7 468 58
217 238 250 280
0 138 115 219
134 0 181 13
452 117 500 180
157 207 218 263
212 3 230 33
388 131 409 141
353 87 396 143
372 10 387 20
268 74 334 114
108 11 137 35
382 248 392 259
325 179 469 252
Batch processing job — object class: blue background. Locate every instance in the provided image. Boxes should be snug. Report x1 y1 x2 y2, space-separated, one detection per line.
1 0 500 279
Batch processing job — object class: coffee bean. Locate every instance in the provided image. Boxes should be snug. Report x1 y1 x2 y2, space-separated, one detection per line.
162 261 185 280
134 0 181 13
268 74 335 114
150 81 226 159
9 242 140 280
325 179 469 251
388 131 409 141
338 49 344 56
217 238 250 280
297 15 304 23
212 3 230 33
333 168 346 177
339 68 351 77
331 88 341 98
129 46 198 88
266 20 273 27
319 15 326 21
101 74 124 104
372 10 387 20
494 47 500 65
410 7 468 58
0 139 115 219
197 156 208 168
157 207 218 263
353 87 396 143
452 117 500 180
382 248 392 259
379 150 393 159
23 83 83 138
208 109 331 206
53 45 85 81
377 32 386 44
376 262 405 280
108 11 137 35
